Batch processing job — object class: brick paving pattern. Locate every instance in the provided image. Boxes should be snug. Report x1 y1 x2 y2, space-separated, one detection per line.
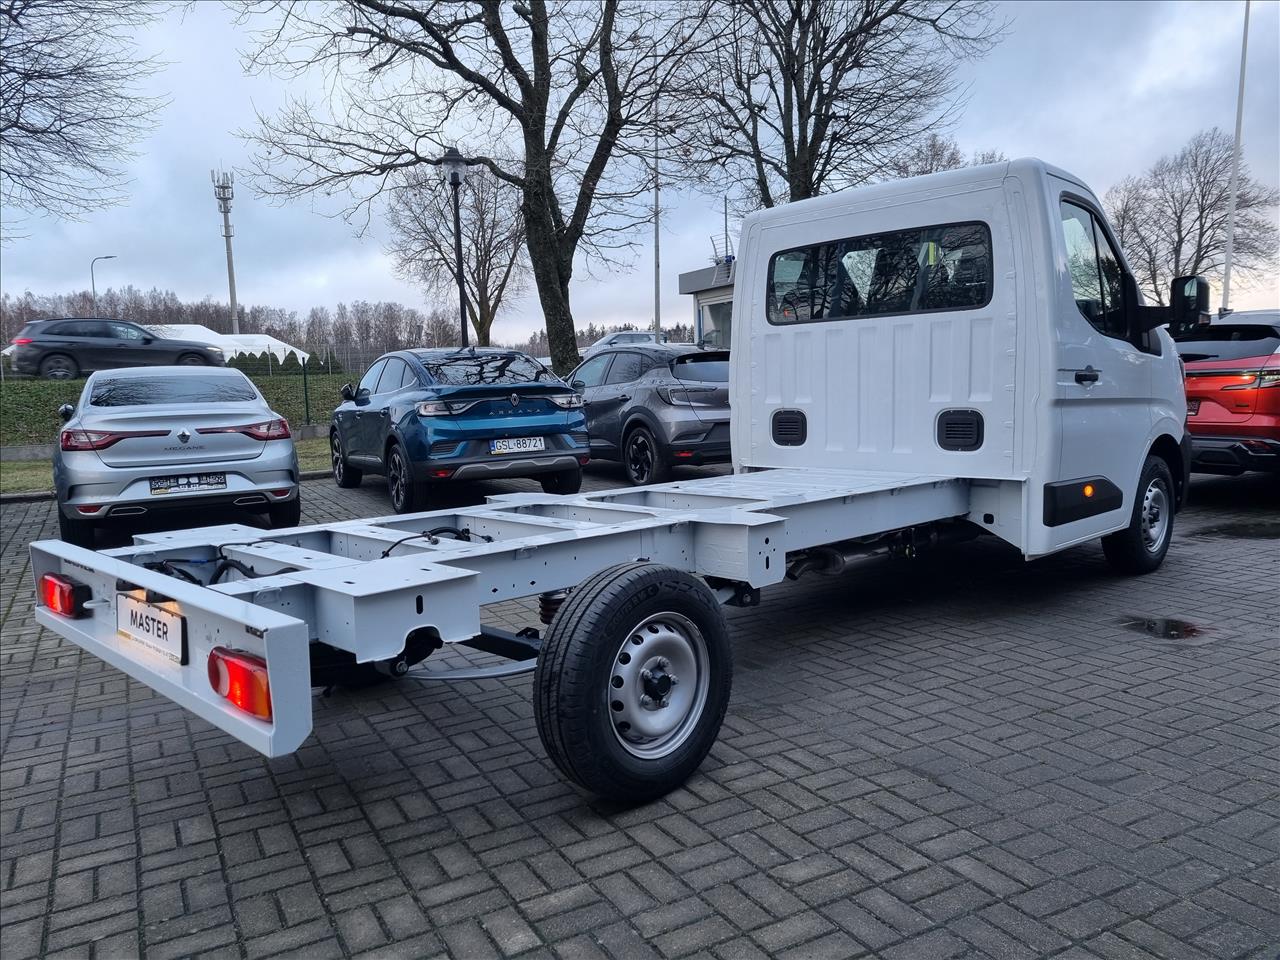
1 465 1277 959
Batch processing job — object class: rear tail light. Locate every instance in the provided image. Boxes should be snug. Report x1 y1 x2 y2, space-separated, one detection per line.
656 386 715 406
39 573 91 617
197 419 290 440
10 337 33 345
417 400 476 416
549 393 584 409
1260 373 1280 389
431 468 454 479
60 428 168 451
208 647 272 720
674 450 694 458
1222 372 1264 391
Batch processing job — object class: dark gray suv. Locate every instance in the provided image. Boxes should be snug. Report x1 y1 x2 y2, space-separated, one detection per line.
10 318 226 379
569 344 731 485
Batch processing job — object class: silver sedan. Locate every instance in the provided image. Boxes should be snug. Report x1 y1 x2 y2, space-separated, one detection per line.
54 367 300 547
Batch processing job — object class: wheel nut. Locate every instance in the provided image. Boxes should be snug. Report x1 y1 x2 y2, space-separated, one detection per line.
659 696 670 708
657 657 670 669
640 694 654 708
668 675 678 686
640 668 652 681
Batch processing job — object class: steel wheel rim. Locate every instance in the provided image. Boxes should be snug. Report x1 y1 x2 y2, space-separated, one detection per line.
389 450 406 508
44 357 74 379
331 434 344 482
1141 479 1169 553
608 611 710 760
627 431 653 484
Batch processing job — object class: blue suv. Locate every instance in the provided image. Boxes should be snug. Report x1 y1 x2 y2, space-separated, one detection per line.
330 349 589 512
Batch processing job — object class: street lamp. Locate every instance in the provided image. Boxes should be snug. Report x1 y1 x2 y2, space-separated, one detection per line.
90 255 117 316
440 146 472 347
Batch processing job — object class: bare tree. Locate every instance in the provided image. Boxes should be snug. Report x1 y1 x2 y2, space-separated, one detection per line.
1104 128 1279 305
887 132 1006 179
678 0 1002 209
0 0 164 230
240 0 702 373
385 166 526 346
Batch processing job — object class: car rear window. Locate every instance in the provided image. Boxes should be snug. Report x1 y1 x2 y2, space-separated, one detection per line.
417 353 552 384
1175 324 1280 363
90 374 258 406
672 353 730 382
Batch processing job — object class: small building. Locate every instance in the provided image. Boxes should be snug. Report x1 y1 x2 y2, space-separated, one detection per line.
678 258 735 349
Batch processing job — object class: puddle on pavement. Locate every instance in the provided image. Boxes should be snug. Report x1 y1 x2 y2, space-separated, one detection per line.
1188 520 1280 540
1119 616 1212 645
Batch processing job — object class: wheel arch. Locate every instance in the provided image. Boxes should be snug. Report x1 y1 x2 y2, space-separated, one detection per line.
1146 433 1186 510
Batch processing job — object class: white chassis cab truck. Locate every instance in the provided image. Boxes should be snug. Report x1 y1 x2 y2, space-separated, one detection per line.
31 160 1209 802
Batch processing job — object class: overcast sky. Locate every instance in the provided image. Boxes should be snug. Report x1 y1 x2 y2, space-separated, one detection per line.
2 0 1277 340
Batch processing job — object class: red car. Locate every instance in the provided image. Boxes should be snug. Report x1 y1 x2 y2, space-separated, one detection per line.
1176 310 1280 475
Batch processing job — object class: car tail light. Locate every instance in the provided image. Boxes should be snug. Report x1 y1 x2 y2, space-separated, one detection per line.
40 573 91 617
674 450 694 458
549 393 584 409
208 647 272 720
60 428 168 451
197 419 290 440
657 386 715 406
417 400 476 416
1222 371 1264 391
10 337 33 345
1260 372 1280 389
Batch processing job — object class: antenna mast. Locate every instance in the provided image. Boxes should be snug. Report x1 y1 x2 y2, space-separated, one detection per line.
212 169 240 334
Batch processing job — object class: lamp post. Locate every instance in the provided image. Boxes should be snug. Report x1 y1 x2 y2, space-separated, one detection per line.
90 255 117 316
440 146 471 348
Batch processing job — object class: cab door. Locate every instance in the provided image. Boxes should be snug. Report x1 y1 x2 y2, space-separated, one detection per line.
1047 190 1155 547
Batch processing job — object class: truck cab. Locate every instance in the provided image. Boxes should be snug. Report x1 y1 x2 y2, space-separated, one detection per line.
729 158 1200 560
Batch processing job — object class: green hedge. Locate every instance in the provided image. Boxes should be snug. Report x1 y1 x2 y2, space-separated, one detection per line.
0 371 350 447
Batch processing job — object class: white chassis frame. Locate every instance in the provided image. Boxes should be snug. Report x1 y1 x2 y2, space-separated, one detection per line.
31 467 975 757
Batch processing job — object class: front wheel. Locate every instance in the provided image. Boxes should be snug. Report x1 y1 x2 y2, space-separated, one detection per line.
1102 455 1175 575
177 353 206 366
540 466 582 495
534 562 732 803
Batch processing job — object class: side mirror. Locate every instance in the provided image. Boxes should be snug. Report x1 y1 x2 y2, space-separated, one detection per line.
571 379 586 393
340 383 355 402
141 336 154 344
58 403 74 422
1169 276 1211 338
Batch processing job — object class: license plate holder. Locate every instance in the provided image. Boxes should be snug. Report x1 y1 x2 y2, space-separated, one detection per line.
1186 399 1201 416
116 593 188 665
489 437 545 455
150 472 227 495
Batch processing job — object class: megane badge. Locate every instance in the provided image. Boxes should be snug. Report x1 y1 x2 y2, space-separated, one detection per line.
177 429 191 444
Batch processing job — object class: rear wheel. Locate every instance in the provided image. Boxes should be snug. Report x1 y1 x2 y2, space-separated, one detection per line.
58 511 95 548
1102 455 1175 575
40 354 78 380
267 496 302 529
623 425 669 486
540 466 582 495
177 353 206 366
387 443 427 513
331 431 362 487
534 562 732 803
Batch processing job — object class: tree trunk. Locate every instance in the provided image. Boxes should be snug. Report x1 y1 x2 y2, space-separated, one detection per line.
522 181 580 375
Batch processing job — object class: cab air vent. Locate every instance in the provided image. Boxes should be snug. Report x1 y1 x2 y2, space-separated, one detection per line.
936 409 984 451
771 409 807 446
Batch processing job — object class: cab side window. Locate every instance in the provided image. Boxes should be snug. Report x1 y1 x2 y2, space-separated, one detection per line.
1060 201 1126 339
376 358 409 393
358 359 387 395
572 354 612 388
604 352 645 385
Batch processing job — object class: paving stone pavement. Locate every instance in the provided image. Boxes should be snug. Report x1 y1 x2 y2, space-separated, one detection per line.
1 465 1277 960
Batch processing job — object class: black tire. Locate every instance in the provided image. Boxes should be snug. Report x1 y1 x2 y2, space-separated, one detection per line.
623 425 670 486
540 466 583 495
1102 455 1175 575
386 443 426 513
331 430 362 487
58 511 95 548
40 354 79 380
267 496 302 529
177 353 206 366
534 562 732 803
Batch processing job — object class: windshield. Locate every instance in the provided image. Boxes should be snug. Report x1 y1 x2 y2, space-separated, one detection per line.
90 374 258 406
418 352 553 385
1176 324 1280 363
672 353 730 382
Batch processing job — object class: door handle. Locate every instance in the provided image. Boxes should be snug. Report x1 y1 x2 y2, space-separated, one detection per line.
1075 367 1100 384
616 395 630 402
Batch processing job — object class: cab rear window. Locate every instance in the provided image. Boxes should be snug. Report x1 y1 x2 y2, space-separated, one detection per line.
1175 324 1280 363
767 221 992 324
418 353 552 384
90 375 258 406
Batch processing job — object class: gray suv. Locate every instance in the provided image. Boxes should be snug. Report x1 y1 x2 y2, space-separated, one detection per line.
569 345 730 485
10 318 226 379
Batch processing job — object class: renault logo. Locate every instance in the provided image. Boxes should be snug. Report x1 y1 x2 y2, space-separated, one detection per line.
177 429 191 444
510 394 520 406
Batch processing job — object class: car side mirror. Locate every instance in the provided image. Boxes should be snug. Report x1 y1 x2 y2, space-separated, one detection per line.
1169 275 1211 338
58 403 74 422
141 336 154 344
571 379 586 393
340 383 355 402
